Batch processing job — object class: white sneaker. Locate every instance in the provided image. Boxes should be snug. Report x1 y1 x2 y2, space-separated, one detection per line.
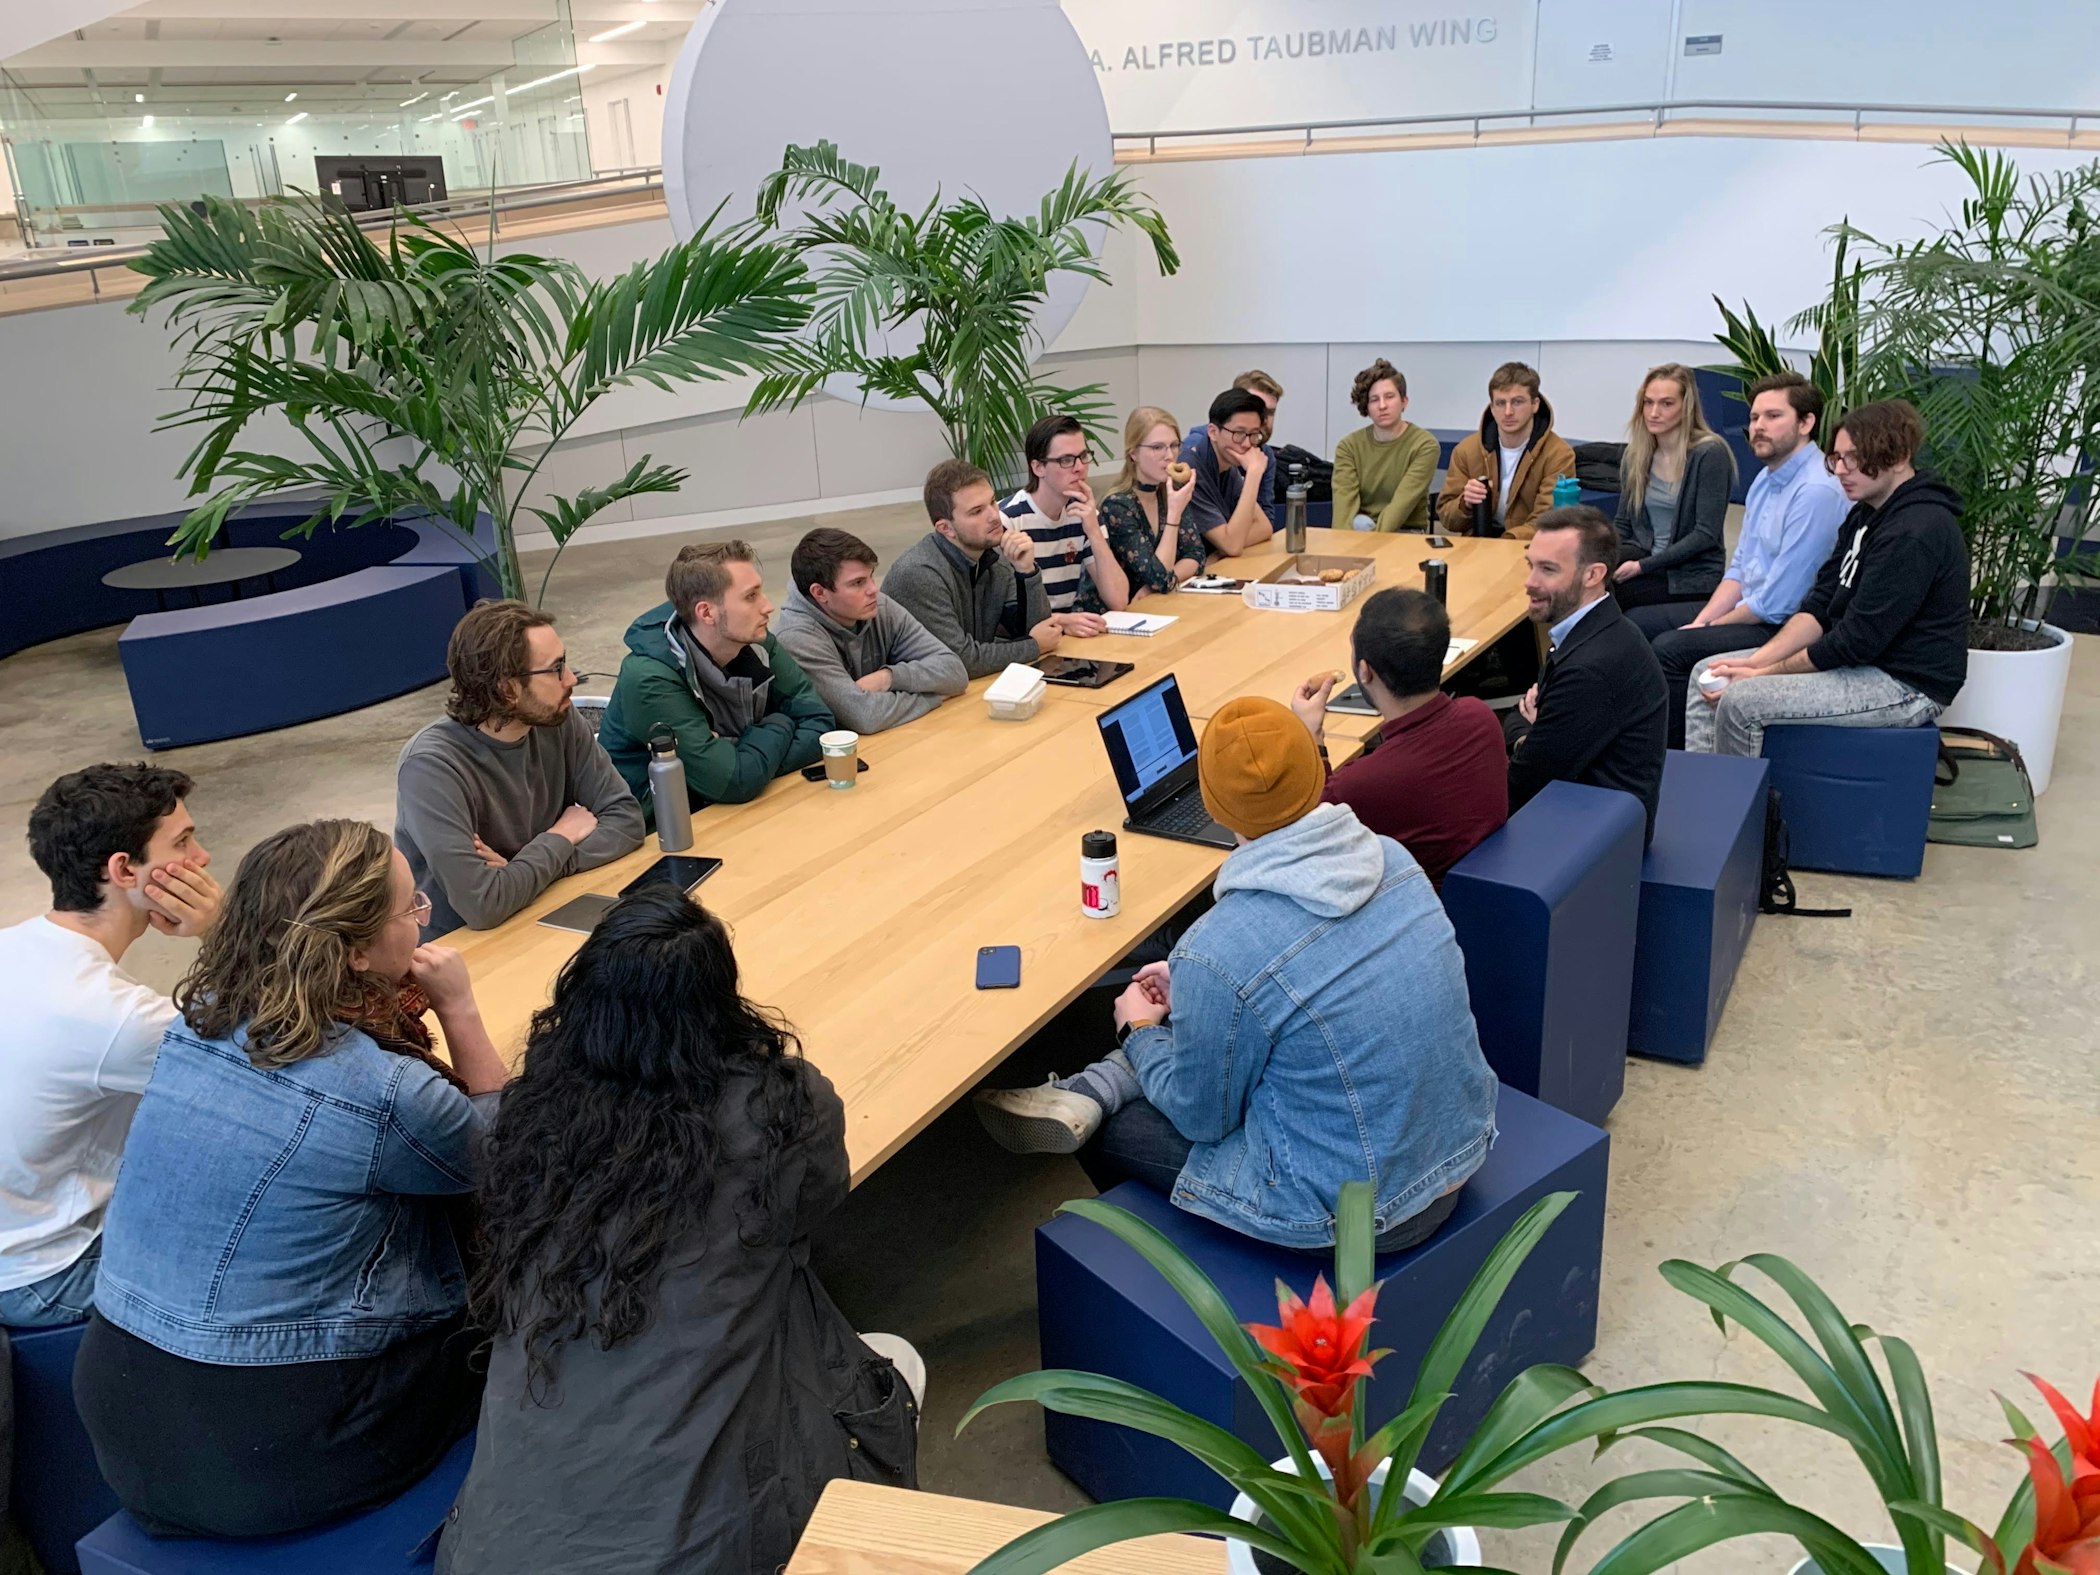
973 1079 1103 1154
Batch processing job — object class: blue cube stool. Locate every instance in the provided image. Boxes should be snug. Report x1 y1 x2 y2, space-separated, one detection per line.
75 1431 473 1575
1762 724 1939 879
1630 752 1769 1065
8 1320 118 1575
1441 782 1645 1124
1036 1086 1608 1507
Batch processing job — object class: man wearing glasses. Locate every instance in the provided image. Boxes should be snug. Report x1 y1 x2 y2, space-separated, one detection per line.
1177 388 1277 560
395 599 645 936
1686 399 1969 757
1002 413 1125 627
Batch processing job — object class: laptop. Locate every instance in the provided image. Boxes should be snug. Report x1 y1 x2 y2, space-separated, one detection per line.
1094 674 1237 850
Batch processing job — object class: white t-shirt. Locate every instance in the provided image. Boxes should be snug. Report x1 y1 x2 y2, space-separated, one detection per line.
0 915 176 1291
1496 443 1525 523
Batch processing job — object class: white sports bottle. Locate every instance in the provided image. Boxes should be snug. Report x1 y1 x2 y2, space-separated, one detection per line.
1080 830 1120 919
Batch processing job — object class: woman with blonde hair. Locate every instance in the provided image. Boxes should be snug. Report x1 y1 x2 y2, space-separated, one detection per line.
1612 362 1737 633
1082 406 1206 605
75 819 509 1538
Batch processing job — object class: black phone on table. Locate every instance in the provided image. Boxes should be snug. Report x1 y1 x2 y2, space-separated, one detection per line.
618 855 724 897
801 758 870 782
974 945 1022 990
1426 535 1454 549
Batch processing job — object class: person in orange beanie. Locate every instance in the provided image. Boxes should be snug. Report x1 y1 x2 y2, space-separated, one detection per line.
975 697 1497 1253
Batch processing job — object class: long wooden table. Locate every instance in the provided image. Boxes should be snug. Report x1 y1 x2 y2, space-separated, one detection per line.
438 528 1529 1184
784 1479 1226 1573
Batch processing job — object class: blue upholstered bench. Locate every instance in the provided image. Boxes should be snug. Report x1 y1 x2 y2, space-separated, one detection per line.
1762 724 1940 879
75 1431 473 1575
1630 751 1769 1065
1441 782 1645 1124
1035 1086 1609 1508
8 1320 118 1575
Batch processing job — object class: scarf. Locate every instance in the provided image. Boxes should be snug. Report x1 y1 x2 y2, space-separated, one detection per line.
672 616 771 739
342 979 467 1093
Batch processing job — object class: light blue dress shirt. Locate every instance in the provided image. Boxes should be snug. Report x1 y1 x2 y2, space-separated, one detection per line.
1728 441 1848 623
1548 594 1606 651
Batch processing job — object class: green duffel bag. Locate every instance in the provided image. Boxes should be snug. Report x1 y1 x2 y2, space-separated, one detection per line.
1928 727 2038 849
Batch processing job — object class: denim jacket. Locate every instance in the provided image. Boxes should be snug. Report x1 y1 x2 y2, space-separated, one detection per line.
1125 804 1498 1248
94 1016 492 1365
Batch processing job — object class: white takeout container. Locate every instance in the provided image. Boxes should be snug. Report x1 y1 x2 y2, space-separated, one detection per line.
985 662 1048 721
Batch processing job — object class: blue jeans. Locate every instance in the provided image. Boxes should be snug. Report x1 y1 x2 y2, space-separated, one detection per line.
0 1238 101 1328
1075 1100 1463 1256
1684 652 1944 757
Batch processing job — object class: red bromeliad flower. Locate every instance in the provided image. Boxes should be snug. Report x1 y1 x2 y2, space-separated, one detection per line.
1247 1274 1383 1419
2006 1375 2100 1575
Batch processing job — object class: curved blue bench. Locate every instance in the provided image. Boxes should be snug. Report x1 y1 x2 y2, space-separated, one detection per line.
8 1319 118 1575
1036 1086 1609 1507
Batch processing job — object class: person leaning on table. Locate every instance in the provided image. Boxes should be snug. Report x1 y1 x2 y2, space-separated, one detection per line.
882 459 1062 679
1330 357 1439 533
395 600 645 937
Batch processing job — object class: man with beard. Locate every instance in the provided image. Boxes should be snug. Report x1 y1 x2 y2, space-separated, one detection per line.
1503 506 1669 844
395 599 646 935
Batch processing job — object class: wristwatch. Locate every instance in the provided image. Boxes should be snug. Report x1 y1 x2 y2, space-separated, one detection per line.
1116 1016 1161 1046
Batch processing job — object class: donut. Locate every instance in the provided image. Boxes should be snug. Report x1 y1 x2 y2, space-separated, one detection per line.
1168 462 1193 485
1318 568 1347 584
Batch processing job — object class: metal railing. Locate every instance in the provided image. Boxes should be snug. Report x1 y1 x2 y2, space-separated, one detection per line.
0 165 667 294
1113 97 2100 157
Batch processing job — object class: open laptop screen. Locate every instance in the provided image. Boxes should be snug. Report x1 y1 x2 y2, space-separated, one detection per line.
1097 674 1200 808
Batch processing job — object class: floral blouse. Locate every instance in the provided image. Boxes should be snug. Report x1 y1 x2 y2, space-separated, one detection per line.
1081 487 1207 610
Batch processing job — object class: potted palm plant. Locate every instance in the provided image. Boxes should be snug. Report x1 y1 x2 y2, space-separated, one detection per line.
954 1186 1845 1575
129 191 815 605
747 140 1179 488
1712 141 2100 794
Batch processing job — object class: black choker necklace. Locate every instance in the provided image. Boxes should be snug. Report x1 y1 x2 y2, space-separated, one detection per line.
1135 479 1163 494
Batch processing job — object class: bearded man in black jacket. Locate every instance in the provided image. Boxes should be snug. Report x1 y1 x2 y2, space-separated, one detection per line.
1686 400 1968 757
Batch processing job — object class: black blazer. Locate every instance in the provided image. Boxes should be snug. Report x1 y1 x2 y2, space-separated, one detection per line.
1508 595 1668 843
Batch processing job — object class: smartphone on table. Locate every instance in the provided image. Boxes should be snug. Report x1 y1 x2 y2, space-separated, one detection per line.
619 855 724 897
974 945 1022 990
801 758 870 782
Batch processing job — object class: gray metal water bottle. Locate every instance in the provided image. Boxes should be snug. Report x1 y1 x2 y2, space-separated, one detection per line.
647 730 693 852
1283 466 1309 555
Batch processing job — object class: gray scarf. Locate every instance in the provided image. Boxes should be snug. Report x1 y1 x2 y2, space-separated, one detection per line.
670 615 772 738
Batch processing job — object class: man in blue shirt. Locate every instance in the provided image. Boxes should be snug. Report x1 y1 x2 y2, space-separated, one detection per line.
1647 372 1847 746
1176 388 1276 559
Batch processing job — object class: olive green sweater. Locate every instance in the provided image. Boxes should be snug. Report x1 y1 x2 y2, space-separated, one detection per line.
1331 423 1440 533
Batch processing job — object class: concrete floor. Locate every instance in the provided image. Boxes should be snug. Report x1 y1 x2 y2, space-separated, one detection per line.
3 507 2095 1573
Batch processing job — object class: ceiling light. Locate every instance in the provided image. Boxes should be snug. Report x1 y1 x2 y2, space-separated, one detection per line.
142 114 154 127
589 20 645 41
134 92 144 102
399 92 427 107
450 95 495 117
284 91 298 102
505 64 596 94
287 110 308 124
419 111 443 122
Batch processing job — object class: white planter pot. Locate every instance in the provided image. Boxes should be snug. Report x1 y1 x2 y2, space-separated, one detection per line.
1787 1543 1969 1575
1225 1456 1481 1574
1937 621 2075 795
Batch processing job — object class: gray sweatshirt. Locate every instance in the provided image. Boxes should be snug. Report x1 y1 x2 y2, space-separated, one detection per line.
880 531 1049 679
772 586 969 734
394 711 646 935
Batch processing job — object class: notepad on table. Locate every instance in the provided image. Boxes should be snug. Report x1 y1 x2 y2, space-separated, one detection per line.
1104 611 1178 636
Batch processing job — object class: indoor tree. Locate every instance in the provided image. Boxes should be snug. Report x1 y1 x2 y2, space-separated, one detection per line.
747 140 1179 485
130 192 814 604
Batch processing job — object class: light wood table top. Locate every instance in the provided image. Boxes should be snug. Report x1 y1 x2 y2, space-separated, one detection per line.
785 1479 1227 1574
436 526 1533 1183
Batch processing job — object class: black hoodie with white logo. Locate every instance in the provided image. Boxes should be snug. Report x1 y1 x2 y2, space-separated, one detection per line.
1801 470 1969 705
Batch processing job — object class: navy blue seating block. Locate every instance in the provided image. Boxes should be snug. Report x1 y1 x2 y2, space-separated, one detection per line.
118 565 469 750
8 1319 117 1575
1691 367 1756 506
1036 1087 1608 1508
1762 724 1939 879
1631 752 1769 1065
75 1431 473 1575
1441 782 1644 1124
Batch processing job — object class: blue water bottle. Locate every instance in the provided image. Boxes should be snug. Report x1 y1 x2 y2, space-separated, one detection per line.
1553 474 1581 510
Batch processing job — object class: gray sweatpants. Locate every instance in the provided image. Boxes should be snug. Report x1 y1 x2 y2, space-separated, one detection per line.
1684 650 1944 757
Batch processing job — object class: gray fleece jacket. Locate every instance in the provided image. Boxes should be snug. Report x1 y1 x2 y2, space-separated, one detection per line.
880 531 1050 679
772 586 969 734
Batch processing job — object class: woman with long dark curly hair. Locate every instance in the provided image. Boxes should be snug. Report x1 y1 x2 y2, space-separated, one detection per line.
437 885 921 1575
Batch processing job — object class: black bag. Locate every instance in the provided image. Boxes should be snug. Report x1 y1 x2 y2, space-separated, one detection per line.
1759 787 1851 919
1271 443 1332 504
1571 440 1626 492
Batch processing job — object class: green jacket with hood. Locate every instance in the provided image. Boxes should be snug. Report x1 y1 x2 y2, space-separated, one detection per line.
600 601 833 811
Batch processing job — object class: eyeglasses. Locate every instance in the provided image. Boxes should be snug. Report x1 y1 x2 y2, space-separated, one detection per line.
1040 450 1095 471
523 657 573 679
1824 449 1864 474
401 891 433 926
1217 425 1265 445
1134 440 1179 456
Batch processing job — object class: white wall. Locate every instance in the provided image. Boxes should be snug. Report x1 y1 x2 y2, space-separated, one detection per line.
5 131 2095 545
580 64 669 173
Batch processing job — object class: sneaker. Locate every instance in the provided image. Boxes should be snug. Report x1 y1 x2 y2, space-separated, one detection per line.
973 1079 1103 1154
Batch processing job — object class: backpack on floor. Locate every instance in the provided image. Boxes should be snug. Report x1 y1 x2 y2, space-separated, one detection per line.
1272 443 1333 504
1928 728 2038 849
1760 787 1852 919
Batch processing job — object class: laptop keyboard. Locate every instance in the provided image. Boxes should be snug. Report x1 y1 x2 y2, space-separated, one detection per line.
1146 790 1222 838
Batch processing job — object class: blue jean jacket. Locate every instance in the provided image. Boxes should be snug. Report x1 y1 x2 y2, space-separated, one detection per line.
1125 804 1498 1248
95 1017 491 1364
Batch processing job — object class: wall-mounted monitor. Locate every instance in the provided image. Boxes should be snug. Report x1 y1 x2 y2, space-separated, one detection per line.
313 155 449 214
